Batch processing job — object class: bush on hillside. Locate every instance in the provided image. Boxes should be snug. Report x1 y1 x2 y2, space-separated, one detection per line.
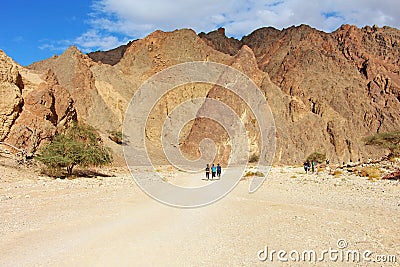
364 131 400 159
108 130 125 144
306 152 326 163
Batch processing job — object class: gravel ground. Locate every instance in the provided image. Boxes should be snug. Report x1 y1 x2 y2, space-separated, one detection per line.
0 163 399 266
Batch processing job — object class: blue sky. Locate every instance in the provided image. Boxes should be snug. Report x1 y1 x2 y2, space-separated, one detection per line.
1 0 399 66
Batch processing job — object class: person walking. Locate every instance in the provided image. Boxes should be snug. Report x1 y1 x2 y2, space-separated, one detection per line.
211 164 216 179
311 161 316 173
304 160 310 173
216 163 221 178
205 164 210 180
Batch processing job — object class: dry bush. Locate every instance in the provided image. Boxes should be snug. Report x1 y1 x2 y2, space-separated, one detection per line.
108 130 127 145
317 166 325 173
359 167 381 179
364 131 400 158
244 171 254 177
248 154 260 163
333 170 342 177
243 171 265 178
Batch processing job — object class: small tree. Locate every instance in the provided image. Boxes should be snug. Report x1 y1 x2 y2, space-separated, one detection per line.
306 152 326 163
364 131 400 158
37 123 113 175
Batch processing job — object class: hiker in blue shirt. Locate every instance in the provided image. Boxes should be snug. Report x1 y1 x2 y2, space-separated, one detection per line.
216 163 221 178
211 164 217 179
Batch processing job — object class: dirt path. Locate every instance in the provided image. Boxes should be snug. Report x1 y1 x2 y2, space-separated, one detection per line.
0 166 399 266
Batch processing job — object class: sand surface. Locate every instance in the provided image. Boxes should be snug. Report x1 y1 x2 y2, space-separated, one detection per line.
0 164 399 266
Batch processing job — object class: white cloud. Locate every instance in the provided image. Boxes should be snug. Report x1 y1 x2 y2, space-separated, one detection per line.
38 31 129 54
74 30 128 52
59 0 400 53
38 40 71 52
87 0 400 41
89 0 233 36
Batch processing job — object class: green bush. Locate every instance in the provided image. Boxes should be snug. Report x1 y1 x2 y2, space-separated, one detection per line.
36 123 113 176
306 152 326 163
108 130 125 144
364 131 400 158
248 153 260 163
40 166 65 178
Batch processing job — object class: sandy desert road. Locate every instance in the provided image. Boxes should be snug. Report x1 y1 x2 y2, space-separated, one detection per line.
0 166 399 266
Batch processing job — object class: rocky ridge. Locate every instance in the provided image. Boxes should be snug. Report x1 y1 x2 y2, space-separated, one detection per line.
1 24 399 165
199 24 400 163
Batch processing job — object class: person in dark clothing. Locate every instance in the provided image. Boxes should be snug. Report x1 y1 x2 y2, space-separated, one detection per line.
216 163 221 178
303 161 310 173
211 164 216 179
205 164 210 180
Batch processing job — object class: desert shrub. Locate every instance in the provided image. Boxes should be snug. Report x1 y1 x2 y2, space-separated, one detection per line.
244 171 265 177
333 169 342 177
306 152 326 163
317 166 325 173
358 167 381 179
40 166 65 178
364 131 400 158
108 130 125 144
248 153 260 163
36 123 113 176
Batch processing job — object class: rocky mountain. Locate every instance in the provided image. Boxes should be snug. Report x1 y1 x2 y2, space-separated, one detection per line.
88 40 135 66
1 24 399 165
198 24 400 163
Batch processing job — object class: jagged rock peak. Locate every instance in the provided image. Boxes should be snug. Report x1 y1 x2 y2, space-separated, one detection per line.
88 40 135 66
62 45 93 64
64 45 81 54
42 69 59 85
0 50 21 84
198 28 242 56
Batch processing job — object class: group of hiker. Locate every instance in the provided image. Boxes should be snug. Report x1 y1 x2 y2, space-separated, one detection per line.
205 163 221 180
303 159 330 173
303 160 317 173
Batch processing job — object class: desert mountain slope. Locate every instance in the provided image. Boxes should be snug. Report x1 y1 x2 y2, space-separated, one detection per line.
200 24 400 163
1 24 399 164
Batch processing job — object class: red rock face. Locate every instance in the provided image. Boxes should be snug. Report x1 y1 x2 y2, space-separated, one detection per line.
201 24 400 164
180 45 267 166
2 25 400 164
87 41 134 66
29 46 121 133
383 170 400 180
4 76 77 155
199 28 242 56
